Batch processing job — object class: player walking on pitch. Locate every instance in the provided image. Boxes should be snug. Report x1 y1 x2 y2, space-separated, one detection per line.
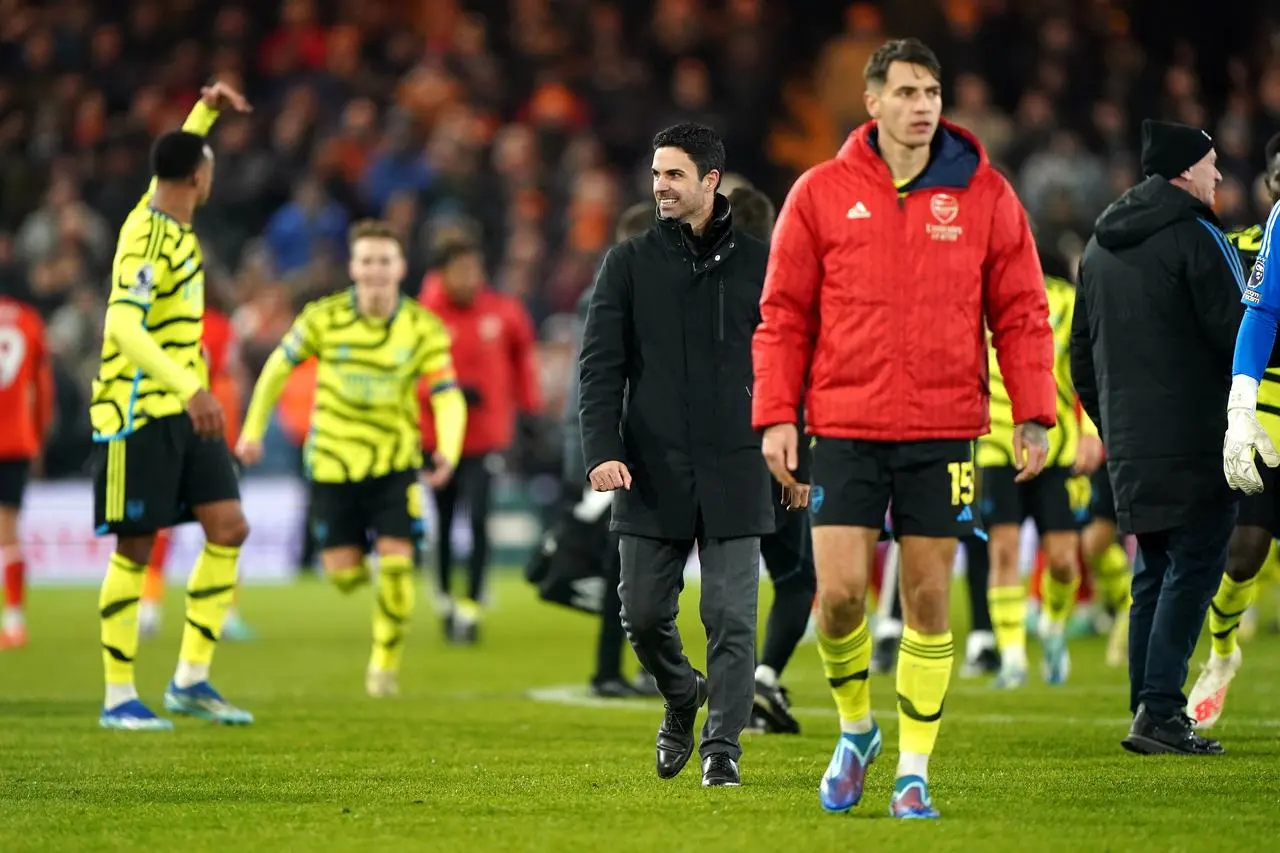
752 39 1056 817
91 81 254 731
236 220 466 698
0 289 52 650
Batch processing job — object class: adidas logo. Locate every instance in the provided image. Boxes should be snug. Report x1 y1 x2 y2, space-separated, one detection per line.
955 505 973 523
847 201 870 219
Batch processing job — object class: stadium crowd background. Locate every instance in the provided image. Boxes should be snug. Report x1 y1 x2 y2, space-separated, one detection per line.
4 0 1277 566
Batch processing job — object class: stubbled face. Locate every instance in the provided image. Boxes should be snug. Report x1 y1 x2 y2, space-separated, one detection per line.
865 60 942 150
349 236 405 315
1180 148 1221 208
652 145 716 224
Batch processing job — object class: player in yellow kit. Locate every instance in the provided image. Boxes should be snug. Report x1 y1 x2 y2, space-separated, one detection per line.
236 220 466 698
978 268 1104 688
91 81 254 731
1188 151 1280 726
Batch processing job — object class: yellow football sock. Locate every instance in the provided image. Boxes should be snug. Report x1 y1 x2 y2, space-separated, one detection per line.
1091 543 1132 612
988 585 1026 666
1040 570 1081 630
178 543 239 669
371 554 416 673
896 627 953 760
1210 575 1257 658
328 560 371 594
815 617 873 732
100 552 146 690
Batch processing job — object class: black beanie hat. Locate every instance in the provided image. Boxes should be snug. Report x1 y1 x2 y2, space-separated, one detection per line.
1141 119 1214 179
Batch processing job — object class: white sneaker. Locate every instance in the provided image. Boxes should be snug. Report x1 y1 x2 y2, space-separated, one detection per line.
365 669 399 698
1186 647 1242 729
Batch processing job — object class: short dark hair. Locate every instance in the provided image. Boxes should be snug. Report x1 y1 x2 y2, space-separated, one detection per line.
348 219 403 251
150 130 209 181
1266 132 1280 169
727 187 775 241
652 122 726 185
435 237 480 269
864 38 942 88
616 202 652 242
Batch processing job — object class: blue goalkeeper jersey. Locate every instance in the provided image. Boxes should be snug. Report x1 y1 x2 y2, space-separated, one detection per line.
1235 202 1280 382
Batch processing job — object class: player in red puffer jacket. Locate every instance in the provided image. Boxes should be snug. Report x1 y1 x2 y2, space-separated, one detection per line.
419 239 541 642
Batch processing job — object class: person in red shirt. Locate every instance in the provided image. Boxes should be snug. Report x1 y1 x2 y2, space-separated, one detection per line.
139 307 256 642
0 293 53 649
752 39 1055 818
419 239 541 642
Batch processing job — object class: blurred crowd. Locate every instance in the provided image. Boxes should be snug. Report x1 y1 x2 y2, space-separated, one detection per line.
3 0 1279 481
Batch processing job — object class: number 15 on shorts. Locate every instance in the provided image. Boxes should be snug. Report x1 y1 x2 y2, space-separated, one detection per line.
948 461 975 506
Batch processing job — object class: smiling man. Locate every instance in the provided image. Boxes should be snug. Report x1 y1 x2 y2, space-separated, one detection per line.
752 38 1056 818
577 123 774 787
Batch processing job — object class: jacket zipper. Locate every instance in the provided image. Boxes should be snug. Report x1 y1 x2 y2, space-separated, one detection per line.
717 279 725 341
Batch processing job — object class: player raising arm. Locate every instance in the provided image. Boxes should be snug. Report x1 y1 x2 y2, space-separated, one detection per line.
236 220 466 698
752 39 1055 818
91 81 254 731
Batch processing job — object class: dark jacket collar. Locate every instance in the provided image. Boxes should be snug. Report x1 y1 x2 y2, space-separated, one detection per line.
656 193 734 261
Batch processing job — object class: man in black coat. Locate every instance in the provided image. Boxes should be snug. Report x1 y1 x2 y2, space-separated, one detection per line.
1072 119 1280 756
578 123 774 787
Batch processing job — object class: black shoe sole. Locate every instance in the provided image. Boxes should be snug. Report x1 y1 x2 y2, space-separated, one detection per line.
1121 734 1224 756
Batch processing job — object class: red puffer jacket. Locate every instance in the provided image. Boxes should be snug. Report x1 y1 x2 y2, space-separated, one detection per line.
752 119 1056 440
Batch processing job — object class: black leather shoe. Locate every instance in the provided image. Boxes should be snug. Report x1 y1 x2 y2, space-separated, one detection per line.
702 754 740 787
655 672 708 779
1122 703 1225 755
752 680 800 734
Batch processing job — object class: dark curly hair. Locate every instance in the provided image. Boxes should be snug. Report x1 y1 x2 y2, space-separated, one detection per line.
652 122 725 188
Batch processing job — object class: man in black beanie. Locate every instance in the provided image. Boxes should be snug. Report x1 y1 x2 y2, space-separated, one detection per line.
1072 120 1280 755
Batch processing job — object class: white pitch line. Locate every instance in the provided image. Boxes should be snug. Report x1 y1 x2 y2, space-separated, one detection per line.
525 685 1280 729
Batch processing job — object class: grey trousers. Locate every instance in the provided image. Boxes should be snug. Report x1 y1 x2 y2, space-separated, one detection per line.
618 532 760 760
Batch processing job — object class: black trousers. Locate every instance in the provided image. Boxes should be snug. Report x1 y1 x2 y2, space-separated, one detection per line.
1131 503 1236 718
594 533 627 683
434 454 494 602
759 500 816 676
619 531 760 760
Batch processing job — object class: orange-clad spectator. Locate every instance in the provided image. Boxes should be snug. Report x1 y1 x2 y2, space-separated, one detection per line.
0 293 53 650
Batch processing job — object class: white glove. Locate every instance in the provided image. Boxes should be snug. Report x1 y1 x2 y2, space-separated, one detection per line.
1224 375 1280 495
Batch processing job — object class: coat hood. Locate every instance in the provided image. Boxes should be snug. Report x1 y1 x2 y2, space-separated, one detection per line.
1093 176 1219 250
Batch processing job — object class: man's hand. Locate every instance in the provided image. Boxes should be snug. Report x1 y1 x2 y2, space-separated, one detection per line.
200 81 252 113
1073 433 1104 476
762 423 800 488
1224 408 1280 494
1012 422 1050 483
781 483 810 511
235 438 263 467
186 389 225 439
589 460 632 492
424 451 456 489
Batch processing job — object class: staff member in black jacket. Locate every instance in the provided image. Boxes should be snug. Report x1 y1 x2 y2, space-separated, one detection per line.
579 123 773 787
1072 119 1280 756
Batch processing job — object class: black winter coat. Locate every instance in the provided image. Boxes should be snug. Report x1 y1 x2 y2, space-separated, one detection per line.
1072 177 1280 534
578 195 773 540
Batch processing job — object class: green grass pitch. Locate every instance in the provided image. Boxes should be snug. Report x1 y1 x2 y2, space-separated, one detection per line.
1 573 1276 852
